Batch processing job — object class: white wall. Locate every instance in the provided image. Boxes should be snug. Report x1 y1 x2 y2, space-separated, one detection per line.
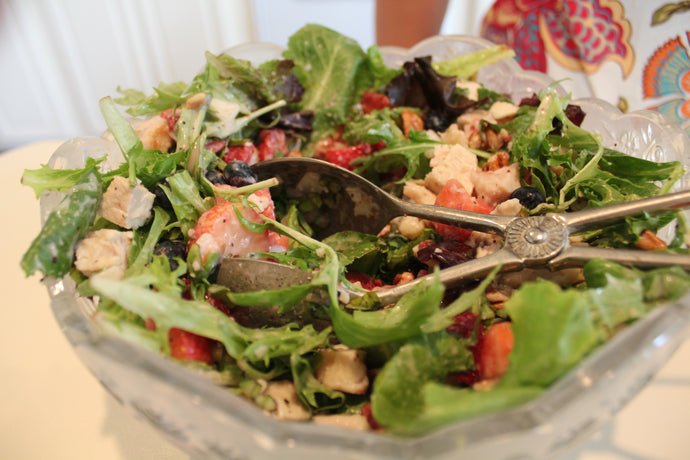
0 0 493 152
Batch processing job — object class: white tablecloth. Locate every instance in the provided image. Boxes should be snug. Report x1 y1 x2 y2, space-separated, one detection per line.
2 141 689 460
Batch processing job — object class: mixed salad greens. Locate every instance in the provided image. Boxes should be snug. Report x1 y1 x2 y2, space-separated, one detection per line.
21 24 690 435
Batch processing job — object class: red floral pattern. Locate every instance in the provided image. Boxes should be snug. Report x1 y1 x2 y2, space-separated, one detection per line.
481 0 633 76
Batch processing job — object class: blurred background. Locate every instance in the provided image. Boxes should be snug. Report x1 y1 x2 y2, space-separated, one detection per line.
0 0 493 152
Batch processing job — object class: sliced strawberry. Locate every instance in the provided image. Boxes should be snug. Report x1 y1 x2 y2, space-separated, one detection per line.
160 108 180 133
168 328 214 365
223 143 258 165
475 321 514 381
313 134 348 156
257 129 288 161
322 143 374 170
361 402 381 430
432 179 493 242
205 139 227 154
205 293 236 319
360 91 391 114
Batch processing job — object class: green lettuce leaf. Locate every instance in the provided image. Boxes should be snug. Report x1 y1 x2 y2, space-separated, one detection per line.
21 169 102 277
330 272 444 348
285 24 368 134
21 157 105 198
370 333 474 433
501 281 599 387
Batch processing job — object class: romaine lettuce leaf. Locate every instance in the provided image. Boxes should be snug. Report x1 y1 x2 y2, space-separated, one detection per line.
284 24 372 137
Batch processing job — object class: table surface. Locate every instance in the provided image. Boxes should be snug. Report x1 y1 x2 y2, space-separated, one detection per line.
3 140 690 460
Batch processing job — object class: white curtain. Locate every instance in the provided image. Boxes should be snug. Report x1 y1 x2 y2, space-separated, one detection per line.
0 0 490 151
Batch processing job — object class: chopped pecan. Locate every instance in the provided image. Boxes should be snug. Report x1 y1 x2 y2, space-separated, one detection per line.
401 109 424 137
635 229 667 250
483 151 510 171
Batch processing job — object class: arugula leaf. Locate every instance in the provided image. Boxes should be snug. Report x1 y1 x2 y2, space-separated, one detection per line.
584 258 690 304
163 169 211 237
126 207 171 276
354 130 440 183
205 51 278 104
91 275 332 377
341 107 406 146
115 81 188 117
21 157 105 198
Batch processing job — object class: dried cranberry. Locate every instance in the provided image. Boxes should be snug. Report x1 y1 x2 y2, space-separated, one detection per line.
446 311 479 338
519 93 541 107
565 104 585 126
361 403 381 430
416 239 474 268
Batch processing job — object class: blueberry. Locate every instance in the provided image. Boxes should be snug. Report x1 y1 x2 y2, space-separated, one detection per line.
223 160 258 187
510 187 545 209
154 179 173 210
153 240 187 271
423 110 452 132
205 169 227 185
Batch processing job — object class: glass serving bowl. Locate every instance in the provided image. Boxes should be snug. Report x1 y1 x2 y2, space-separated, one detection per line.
41 35 690 460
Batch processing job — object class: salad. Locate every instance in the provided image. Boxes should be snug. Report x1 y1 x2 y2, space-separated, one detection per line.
21 24 690 435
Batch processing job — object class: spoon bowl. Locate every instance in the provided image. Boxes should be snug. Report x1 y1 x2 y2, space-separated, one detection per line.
252 157 512 239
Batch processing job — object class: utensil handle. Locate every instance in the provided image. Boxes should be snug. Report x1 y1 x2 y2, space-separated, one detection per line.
398 199 515 235
561 189 690 232
371 249 522 305
550 245 690 270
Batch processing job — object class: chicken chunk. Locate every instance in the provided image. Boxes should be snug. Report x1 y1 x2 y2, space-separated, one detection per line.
424 144 477 195
99 176 155 229
403 180 436 205
74 229 133 279
314 345 369 395
489 101 519 122
263 380 310 421
397 216 426 240
135 116 173 152
472 163 521 208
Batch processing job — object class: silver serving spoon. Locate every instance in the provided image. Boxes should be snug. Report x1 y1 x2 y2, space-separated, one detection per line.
215 258 332 328
214 157 690 309
251 157 514 239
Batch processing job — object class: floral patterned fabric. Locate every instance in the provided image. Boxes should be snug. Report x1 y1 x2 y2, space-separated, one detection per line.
481 0 690 134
